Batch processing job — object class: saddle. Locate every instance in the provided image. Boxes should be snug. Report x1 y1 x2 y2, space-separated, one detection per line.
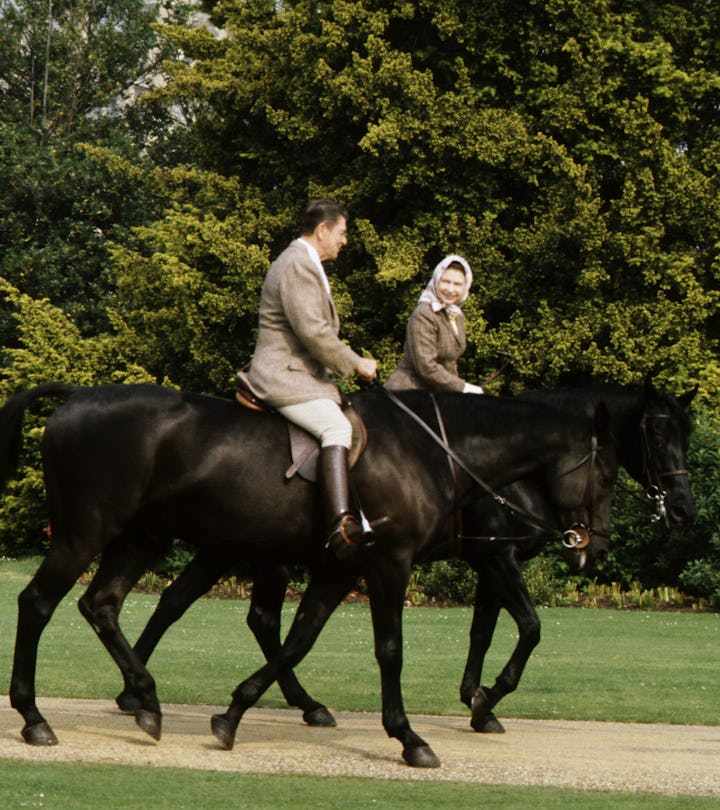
235 372 368 483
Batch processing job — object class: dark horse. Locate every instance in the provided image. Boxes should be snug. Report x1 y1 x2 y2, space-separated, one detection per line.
458 380 696 733
1 383 617 767
114 379 695 737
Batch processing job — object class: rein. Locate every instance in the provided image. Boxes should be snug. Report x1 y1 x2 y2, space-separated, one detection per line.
379 386 595 550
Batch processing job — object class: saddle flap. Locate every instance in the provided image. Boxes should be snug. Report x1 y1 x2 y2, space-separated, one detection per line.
286 408 367 482
234 373 366 482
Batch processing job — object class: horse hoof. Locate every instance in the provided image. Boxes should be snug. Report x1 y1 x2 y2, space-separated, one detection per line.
470 686 492 730
303 706 337 727
211 713 236 750
115 690 142 713
471 712 506 734
22 721 58 746
402 745 441 768
135 710 162 741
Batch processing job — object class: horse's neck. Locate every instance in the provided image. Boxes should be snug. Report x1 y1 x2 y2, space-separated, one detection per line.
536 388 642 466
461 416 576 489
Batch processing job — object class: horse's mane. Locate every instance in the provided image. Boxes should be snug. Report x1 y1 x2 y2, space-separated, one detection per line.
520 382 692 434
359 388 582 439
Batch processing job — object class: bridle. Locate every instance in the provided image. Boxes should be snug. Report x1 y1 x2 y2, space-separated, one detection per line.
379 386 606 552
553 435 602 550
639 412 689 525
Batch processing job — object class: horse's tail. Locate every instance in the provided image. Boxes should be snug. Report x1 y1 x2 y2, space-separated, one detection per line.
0 382 78 489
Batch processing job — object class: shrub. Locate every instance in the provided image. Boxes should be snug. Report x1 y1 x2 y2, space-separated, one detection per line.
522 554 562 606
678 559 720 607
414 559 476 605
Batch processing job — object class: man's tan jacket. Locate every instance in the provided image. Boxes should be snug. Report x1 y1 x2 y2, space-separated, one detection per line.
242 240 361 407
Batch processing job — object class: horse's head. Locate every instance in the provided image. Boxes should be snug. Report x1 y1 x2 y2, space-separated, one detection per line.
631 377 696 529
547 403 619 571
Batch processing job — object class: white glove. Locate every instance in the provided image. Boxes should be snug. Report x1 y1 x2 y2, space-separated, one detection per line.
463 383 484 394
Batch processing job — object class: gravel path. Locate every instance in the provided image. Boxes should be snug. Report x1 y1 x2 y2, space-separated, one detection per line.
1 696 719 796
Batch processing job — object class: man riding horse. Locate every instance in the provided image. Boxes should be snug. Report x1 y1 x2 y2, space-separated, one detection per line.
237 199 377 558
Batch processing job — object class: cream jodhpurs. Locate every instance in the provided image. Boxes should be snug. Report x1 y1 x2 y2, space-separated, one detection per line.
276 399 352 448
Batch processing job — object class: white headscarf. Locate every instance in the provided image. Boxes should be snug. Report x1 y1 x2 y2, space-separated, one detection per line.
418 254 473 315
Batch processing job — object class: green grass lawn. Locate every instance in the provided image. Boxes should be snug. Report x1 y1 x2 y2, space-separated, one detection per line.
2 760 718 810
0 557 718 808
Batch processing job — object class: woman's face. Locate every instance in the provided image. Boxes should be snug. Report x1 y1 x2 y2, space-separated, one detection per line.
436 267 467 306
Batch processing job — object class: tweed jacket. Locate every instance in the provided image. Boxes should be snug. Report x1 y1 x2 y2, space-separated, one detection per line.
385 302 467 392
242 240 361 408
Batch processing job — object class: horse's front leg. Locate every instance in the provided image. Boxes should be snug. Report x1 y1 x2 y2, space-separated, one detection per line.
11 545 96 745
365 558 441 768
248 564 337 727
211 566 357 750
459 566 500 706
116 550 228 712
469 554 541 733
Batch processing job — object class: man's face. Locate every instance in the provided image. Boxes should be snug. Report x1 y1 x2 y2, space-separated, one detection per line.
316 216 347 262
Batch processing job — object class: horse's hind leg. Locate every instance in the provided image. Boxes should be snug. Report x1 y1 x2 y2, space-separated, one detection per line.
248 564 337 727
77 532 167 740
116 549 228 712
211 567 357 751
469 555 541 733
11 546 96 745
118 555 337 728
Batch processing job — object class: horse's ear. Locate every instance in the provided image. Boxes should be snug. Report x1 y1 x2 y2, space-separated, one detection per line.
593 401 613 445
676 384 698 410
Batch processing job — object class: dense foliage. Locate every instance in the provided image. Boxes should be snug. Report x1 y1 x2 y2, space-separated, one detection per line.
124 0 720 396
0 1 718 595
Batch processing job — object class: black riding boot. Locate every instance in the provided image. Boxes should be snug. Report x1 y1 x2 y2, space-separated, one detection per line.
321 445 366 560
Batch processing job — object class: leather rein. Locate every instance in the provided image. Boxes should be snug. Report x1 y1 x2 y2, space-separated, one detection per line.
380 387 600 552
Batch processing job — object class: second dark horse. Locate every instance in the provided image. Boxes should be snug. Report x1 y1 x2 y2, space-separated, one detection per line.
460 380 696 733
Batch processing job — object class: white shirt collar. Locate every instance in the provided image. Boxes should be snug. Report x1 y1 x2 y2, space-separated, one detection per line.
296 238 331 295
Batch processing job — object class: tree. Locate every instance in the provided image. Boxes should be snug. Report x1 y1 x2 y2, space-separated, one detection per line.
0 0 178 140
0 0 190 345
108 166 277 392
142 0 719 400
